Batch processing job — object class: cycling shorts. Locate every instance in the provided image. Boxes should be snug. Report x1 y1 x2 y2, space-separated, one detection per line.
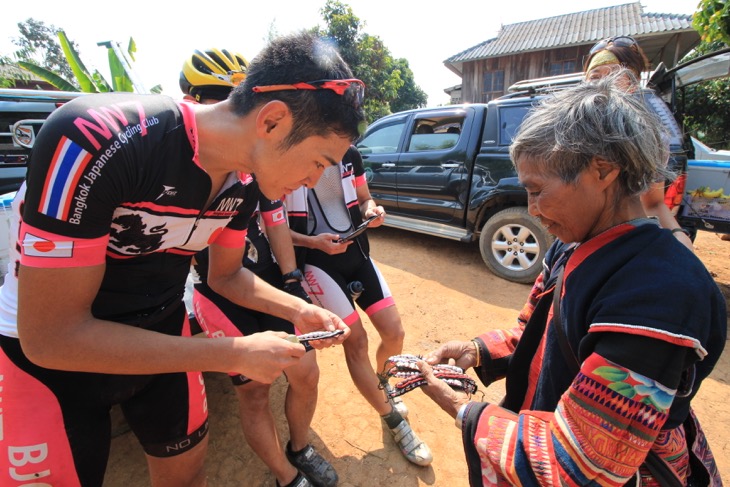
0 304 208 487
192 263 295 385
303 243 394 325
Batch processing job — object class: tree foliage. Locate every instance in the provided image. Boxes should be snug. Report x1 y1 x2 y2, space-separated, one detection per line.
677 41 730 150
13 19 77 86
317 0 427 123
693 0 730 46
1 19 161 94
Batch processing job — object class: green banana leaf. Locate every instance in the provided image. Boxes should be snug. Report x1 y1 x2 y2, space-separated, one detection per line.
16 61 79 92
127 38 137 62
91 70 112 92
106 47 134 92
57 30 98 92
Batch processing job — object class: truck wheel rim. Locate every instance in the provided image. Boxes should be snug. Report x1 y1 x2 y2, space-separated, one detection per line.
490 224 541 272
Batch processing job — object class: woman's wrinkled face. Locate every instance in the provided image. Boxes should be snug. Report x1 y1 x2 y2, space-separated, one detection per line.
516 156 608 243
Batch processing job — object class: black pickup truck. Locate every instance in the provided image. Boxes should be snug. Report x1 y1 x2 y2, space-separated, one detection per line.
356 88 689 284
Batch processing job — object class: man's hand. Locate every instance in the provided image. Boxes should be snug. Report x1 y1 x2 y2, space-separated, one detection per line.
364 206 386 228
230 331 307 383
292 303 350 348
424 340 478 370
311 233 351 255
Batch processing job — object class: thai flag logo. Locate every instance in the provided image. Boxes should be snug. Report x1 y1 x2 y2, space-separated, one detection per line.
38 136 92 220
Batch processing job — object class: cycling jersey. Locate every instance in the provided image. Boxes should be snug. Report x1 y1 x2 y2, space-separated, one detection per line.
0 93 257 335
0 93 258 485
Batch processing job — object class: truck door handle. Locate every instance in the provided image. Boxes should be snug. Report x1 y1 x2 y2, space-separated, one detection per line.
440 163 460 168
381 163 396 168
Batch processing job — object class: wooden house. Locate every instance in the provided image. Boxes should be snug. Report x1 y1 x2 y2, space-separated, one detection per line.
444 2 699 103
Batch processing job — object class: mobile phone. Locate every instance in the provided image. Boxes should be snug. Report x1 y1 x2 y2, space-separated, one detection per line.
337 215 379 243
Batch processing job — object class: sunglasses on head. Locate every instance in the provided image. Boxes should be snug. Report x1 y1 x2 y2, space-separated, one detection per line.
589 36 638 55
252 78 365 109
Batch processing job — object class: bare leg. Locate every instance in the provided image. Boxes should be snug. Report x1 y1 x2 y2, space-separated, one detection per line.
146 435 208 487
342 318 392 415
235 382 298 486
282 349 320 451
368 305 405 373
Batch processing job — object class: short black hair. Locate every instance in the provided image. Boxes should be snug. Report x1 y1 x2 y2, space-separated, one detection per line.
229 31 366 148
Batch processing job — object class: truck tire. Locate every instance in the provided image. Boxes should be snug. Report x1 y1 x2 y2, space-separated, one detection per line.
479 207 553 284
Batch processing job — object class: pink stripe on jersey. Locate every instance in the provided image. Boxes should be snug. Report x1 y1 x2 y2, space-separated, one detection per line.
177 101 201 168
210 227 247 248
19 223 108 268
364 296 395 317
354 173 367 187
122 201 201 217
0 349 82 485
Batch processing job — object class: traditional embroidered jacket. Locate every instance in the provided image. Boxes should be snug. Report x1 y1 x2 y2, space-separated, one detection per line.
464 221 725 486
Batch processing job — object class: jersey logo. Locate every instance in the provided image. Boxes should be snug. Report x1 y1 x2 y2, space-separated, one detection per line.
39 136 93 221
22 233 74 258
110 213 169 254
270 209 285 223
215 197 244 213
156 185 178 200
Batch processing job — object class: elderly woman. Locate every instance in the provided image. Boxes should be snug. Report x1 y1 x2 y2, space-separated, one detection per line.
415 74 726 486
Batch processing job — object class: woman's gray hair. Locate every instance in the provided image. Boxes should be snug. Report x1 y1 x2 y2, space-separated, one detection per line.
509 69 673 196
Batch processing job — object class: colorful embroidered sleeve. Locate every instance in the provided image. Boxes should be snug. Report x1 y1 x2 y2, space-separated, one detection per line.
466 352 675 486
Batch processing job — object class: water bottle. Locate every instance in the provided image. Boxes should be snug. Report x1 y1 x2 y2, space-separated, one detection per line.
347 280 364 300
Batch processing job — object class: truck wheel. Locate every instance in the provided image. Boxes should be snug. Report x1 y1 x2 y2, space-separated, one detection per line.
479 207 553 284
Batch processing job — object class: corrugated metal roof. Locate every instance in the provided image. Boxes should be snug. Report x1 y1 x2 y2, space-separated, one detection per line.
445 2 695 64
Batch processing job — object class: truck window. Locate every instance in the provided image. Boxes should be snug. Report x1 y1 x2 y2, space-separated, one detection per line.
356 121 405 154
499 106 531 145
407 116 464 152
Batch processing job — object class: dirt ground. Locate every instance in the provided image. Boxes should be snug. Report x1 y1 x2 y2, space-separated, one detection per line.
104 228 730 487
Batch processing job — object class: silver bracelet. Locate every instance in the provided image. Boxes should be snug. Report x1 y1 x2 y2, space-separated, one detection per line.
455 402 470 429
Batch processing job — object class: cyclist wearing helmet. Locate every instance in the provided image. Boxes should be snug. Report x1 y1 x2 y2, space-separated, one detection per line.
180 48 250 102
0 32 363 486
181 47 337 487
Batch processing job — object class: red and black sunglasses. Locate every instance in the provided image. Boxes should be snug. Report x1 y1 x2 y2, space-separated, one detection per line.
252 78 365 109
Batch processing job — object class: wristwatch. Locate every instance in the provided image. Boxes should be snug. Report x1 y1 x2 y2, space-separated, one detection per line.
282 269 304 283
455 402 470 429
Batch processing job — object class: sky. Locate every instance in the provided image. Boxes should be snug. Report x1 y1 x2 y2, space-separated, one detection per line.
1 0 701 106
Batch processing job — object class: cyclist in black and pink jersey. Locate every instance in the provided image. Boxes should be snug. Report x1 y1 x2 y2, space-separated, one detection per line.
179 48 335 487
0 32 364 487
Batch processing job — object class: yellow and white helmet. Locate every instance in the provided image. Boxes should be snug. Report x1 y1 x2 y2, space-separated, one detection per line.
179 48 249 101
